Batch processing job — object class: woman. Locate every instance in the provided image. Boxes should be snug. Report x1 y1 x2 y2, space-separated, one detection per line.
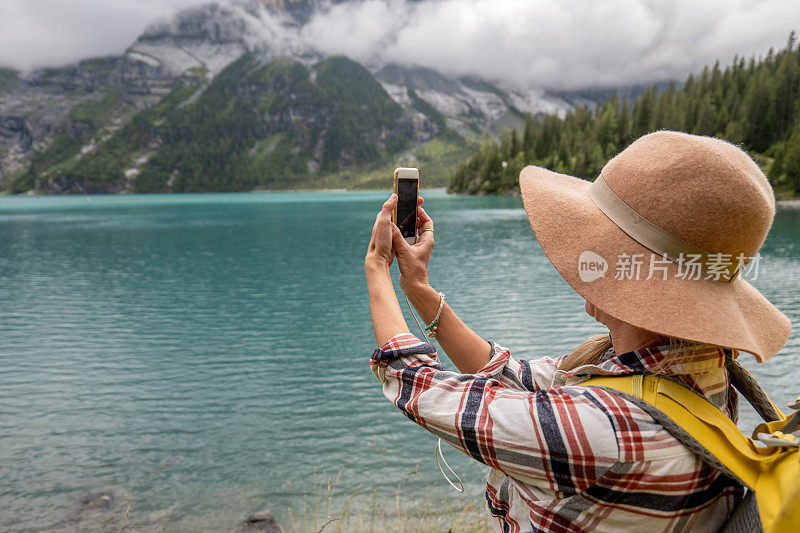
364 131 791 532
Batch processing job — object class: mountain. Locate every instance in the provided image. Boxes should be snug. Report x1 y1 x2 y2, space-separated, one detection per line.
0 0 582 194
448 34 800 198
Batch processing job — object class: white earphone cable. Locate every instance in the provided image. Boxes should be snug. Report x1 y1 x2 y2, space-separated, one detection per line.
403 290 464 493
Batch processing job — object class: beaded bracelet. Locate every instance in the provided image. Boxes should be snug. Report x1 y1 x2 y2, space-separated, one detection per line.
424 292 446 338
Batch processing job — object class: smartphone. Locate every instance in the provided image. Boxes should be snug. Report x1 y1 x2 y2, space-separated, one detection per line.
393 167 420 245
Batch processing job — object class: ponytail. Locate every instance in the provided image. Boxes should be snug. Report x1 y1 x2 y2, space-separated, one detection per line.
557 334 613 373
557 333 692 373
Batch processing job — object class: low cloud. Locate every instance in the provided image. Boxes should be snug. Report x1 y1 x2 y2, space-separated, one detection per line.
300 0 800 89
1 0 798 90
0 0 201 71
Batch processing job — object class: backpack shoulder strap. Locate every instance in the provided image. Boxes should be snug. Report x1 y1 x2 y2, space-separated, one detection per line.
583 374 800 533
724 353 784 423
583 375 744 483
582 374 786 489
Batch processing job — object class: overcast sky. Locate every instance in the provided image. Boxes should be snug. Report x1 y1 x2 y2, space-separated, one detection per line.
1 0 798 89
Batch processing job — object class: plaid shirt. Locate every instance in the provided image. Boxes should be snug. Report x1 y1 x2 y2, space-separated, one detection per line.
370 333 744 533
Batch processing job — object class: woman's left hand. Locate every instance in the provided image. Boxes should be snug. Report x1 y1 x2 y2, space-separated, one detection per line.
365 194 398 270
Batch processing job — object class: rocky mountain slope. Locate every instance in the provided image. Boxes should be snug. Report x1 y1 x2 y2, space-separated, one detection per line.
0 0 578 193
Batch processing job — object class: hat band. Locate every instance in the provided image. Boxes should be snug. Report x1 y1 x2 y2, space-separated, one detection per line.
588 175 739 282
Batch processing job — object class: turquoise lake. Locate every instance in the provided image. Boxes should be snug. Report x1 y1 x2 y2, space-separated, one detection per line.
1 190 799 531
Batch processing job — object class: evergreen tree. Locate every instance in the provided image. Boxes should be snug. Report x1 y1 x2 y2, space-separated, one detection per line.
449 32 800 198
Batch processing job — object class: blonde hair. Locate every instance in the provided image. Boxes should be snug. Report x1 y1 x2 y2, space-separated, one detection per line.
557 333 693 374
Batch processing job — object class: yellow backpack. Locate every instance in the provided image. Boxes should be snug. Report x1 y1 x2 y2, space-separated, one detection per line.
583 358 800 533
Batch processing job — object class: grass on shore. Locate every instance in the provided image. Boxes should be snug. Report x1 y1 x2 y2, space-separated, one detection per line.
281 467 490 532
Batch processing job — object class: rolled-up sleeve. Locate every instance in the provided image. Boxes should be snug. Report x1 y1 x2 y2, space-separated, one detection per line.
370 333 621 493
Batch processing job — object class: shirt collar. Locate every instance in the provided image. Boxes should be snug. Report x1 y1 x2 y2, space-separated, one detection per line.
555 338 732 386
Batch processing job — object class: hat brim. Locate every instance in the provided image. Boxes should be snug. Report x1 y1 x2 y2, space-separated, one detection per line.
519 165 791 362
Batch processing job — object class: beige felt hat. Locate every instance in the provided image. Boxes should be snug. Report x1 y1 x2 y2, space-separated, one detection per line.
519 130 791 362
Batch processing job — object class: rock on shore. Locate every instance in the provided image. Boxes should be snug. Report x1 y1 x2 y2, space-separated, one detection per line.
234 509 282 532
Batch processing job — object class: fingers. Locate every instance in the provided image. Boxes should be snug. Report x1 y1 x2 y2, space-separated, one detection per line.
370 193 397 244
380 193 397 217
374 193 397 227
415 205 434 247
376 194 431 256
374 194 396 229
416 205 433 229
391 222 412 253
417 229 434 248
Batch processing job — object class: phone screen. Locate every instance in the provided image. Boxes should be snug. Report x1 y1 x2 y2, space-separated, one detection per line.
396 178 418 239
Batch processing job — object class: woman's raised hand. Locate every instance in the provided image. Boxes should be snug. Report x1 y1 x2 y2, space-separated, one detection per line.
365 193 400 270
392 198 434 296
364 193 433 296
366 193 490 371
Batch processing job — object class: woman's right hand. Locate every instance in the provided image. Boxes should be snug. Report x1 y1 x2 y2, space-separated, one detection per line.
392 199 435 296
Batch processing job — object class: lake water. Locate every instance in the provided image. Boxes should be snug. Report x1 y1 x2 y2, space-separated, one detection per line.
1 190 799 531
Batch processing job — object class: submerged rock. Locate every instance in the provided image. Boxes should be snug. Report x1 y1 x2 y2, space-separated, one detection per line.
66 486 132 531
235 509 281 532
78 489 119 511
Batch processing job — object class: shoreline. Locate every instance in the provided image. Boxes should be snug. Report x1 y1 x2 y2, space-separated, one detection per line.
52 483 490 532
1 186 452 198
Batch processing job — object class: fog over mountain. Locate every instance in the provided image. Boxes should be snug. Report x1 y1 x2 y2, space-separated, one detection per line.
2 0 798 90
